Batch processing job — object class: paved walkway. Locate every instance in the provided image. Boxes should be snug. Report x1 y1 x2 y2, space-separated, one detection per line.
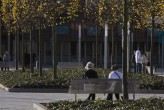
0 68 163 109
0 87 164 110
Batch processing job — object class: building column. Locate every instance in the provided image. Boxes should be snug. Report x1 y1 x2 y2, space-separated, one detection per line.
104 23 108 69
92 42 94 60
69 42 71 62
144 43 147 53
78 24 81 62
60 42 63 62
84 42 87 63
158 43 160 65
100 43 102 66
44 41 46 65
115 43 117 64
162 37 164 68
8 33 11 54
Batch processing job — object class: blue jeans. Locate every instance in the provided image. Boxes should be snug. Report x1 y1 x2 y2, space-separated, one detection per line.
136 63 142 73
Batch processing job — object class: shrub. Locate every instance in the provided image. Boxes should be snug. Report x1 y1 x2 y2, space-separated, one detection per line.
44 97 164 110
0 68 163 90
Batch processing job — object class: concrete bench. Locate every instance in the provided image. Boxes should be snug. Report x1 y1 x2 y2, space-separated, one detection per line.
57 62 83 69
69 78 140 100
0 61 15 68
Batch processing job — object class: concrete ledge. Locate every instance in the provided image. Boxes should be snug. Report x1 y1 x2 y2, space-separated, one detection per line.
0 83 68 93
138 89 164 94
33 103 47 110
0 83 163 94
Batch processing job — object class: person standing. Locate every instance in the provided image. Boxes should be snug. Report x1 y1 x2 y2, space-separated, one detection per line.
83 62 98 100
141 53 148 74
135 48 142 73
3 51 11 71
107 65 122 100
0 55 3 70
24 50 30 67
131 50 136 73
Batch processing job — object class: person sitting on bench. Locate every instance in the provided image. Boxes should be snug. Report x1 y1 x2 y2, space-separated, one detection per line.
107 64 122 100
83 62 98 100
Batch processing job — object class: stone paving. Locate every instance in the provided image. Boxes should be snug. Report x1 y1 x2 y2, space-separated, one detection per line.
0 68 163 110
0 87 164 110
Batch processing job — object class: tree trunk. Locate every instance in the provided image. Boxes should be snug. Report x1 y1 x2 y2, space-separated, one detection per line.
111 26 115 65
15 28 18 70
21 32 25 72
52 18 57 79
150 0 155 75
39 20 43 76
30 21 34 73
0 17 2 55
95 25 98 67
122 0 128 100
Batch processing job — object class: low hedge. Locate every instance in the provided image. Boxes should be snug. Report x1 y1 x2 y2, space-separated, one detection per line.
44 97 164 110
0 68 163 90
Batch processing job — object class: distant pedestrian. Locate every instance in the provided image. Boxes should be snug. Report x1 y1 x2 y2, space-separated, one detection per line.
83 62 98 100
135 48 142 73
131 50 136 73
24 50 30 67
141 53 148 74
0 55 3 70
146 51 150 66
2 51 11 71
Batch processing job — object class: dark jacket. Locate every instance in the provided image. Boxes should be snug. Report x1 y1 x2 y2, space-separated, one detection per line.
131 54 135 63
83 69 98 78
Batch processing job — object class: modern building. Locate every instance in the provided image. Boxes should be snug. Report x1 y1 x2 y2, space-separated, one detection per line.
0 1 164 68
1 22 164 68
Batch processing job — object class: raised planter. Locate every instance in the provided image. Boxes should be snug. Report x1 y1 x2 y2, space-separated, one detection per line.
0 83 68 93
33 103 47 110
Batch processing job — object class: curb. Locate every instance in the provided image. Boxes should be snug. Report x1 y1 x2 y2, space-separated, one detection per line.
0 84 164 94
33 103 47 110
0 84 68 93
137 89 164 94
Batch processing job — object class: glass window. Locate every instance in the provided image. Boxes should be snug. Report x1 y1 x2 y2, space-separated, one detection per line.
117 27 122 37
147 28 159 37
87 25 100 37
56 25 69 35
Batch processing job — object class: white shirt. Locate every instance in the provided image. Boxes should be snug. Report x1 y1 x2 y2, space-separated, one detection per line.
108 70 122 79
135 50 142 63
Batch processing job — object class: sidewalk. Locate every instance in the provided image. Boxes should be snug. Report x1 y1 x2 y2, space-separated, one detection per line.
0 88 164 110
